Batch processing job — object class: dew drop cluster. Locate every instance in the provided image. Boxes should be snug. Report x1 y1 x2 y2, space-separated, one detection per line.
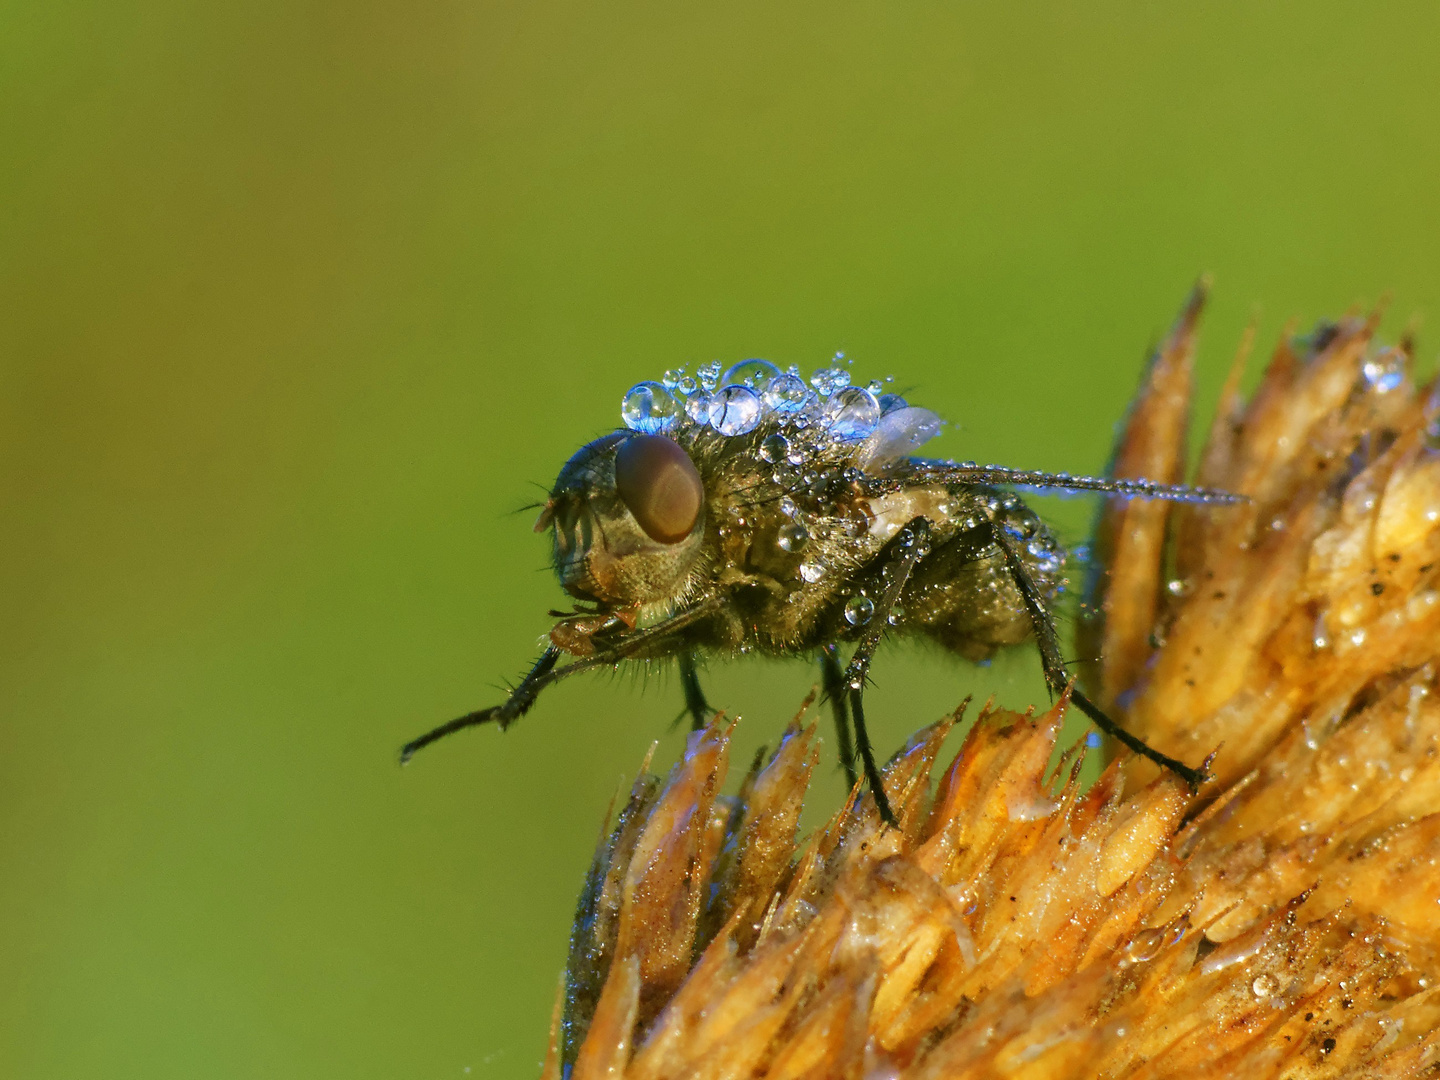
620 355 903 443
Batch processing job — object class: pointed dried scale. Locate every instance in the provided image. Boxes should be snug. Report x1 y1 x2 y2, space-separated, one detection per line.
533 296 1440 1078
402 326 1245 821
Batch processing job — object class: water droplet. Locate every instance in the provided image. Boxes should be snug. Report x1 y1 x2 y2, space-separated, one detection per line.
1166 578 1190 597
778 496 798 517
844 595 875 626
777 522 810 553
676 375 698 395
1123 928 1165 963
887 604 905 625
759 432 790 464
1252 973 1279 997
1363 348 1405 393
823 387 881 440
708 386 762 436
810 366 851 396
1426 418 1440 452
697 360 722 391
621 381 682 432
762 372 811 414
865 379 884 394
685 389 712 423
721 358 780 392
661 368 685 388
876 392 908 415
798 559 825 583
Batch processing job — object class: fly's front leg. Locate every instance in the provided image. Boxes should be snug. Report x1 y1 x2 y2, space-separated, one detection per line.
843 517 934 825
819 644 857 789
400 647 563 761
401 596 725 763
678 650 712 732
985 522 1209 791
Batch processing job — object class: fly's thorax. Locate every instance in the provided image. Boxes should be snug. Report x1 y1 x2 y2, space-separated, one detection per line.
864 485 954 542
869 481 1069 593
537 431 708 607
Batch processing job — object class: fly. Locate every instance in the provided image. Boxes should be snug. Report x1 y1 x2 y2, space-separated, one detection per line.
402 356 1245 824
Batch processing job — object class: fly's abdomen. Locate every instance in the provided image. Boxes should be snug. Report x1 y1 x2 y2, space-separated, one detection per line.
901 492 1068 662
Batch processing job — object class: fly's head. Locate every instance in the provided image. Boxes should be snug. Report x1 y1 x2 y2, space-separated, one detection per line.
535 431 708 613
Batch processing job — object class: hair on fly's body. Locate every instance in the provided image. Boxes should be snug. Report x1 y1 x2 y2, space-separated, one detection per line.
402 355 1247 825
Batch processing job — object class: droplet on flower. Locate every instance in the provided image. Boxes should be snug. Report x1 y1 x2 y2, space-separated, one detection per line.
823 386 881 440
708 386 762 436
1123 928 1165 964
759 432 790 464
1424 418 1440 451
798 559 825 583
810 367 851 396
777 522 809 553
661 368 685 388
621 381 682 433
778 495 798 517
844 595 875 626
720 358 781 392
1362 348 1405 392
676 375 698 395
1252 973 1279 997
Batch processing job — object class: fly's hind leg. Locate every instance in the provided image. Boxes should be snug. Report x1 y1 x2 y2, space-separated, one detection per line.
983 522 1209 791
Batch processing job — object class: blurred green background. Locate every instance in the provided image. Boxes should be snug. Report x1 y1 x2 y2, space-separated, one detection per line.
4 2 1440 1076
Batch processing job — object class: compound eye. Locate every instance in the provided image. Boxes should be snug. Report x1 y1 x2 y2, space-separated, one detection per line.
614 435 703 544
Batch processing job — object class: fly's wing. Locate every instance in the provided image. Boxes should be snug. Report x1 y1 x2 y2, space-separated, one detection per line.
865 459 1248 505
855 407 945 473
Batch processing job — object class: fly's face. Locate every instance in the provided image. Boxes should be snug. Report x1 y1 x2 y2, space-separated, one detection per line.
536 431 707 609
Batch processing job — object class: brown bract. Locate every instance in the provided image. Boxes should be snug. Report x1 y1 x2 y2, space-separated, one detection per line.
541 294 1440 1079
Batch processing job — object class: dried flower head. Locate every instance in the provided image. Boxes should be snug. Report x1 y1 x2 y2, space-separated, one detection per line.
539 293 1440 1079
